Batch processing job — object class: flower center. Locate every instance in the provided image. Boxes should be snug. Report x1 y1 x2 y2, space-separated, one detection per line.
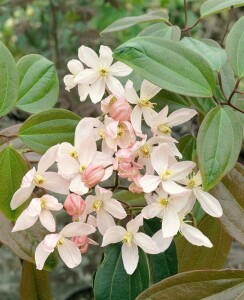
57 237 64 246
79 165 86 173
160 169 172 180
99 129 105 139
122 232 133 246
158 197 168 207
92 200 103 211
117 125 125 138
70 149 78 158
40 198 46 209
138 99 154 109
158 124 172 135
33 174 45 185
139 144 151 158
100 68 108 77
187 179 196 189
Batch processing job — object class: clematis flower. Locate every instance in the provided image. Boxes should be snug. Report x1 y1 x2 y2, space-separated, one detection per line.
12 195 62 232
74 45 132 103
140 144 195 194
11 145 70 210
35 222 96 270
102 216 159 274
101 95 132 121
181 171 223 217
150 106 197 136
63 59 89 101
142 187 191 238
125 79 161 133
85 186 127 235
71 235 98 253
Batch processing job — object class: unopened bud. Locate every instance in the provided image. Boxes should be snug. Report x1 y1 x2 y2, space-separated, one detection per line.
110 99 132 121
82 165 105 188
64 194 86 217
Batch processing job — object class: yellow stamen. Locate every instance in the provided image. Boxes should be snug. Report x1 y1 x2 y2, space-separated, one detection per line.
122 232 133 246
92 200 103 212
117 125 125 138
139 144 151 158
187 179 196 189
161 170 172 180
100 68 108 77
57 237 64 246
158 124 172 135
33 174 45 185
40 198 46 209
99 129 105 139
79 165 86 173
159 198 168 207
138 99 154 109
70 149 78 158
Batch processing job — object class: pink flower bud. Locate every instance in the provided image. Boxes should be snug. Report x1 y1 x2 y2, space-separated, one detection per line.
109 99 132 121
82 165 105 188
64 194 86 217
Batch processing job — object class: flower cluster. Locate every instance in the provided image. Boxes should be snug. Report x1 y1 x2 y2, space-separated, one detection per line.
11 45 223 275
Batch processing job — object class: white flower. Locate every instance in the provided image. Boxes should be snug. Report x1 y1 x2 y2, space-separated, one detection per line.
74 45 132 103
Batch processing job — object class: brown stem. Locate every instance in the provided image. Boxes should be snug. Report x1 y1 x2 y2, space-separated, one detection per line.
220 6 234 46
217 72 228 101
235 90 244 95
212 95 221 106
181 17 202 32
228 78 241 103
184 0 188 29
222 102 244 113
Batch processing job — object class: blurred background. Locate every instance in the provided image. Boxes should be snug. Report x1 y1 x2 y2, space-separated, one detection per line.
0 1 243 299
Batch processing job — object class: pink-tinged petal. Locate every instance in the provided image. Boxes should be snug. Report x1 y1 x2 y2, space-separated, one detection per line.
42 233 61 252
142 203 161 219
62 222 96 237
152 230 173 253
90 78 106 103
126 215 143 234
97 209 116 235
102 165 114 181
78 136 97 166
42 172 70 195
193 188 223 217
27 198 41 216
131 105 143 133
109 62 132 76
39 209 56 232
140 175 161 193
58 238 81 268
57 154 79 179
134 232 159 254
105 75 124 97
151 144 169 175
95 185 112 199
74 69 100 85
140 80 161 100
78 83 89 101
162 180 187 194
99 45 113 67
170 161 196 181
162 207 180 238
12 210 38 232
78 45 99 68
58 142 74 157
38 144 59 173
42 195 63 211
155 106 169 125
125 80 139 104
122 242 139 275
94 151 114 167
67 59 84 75
85 195 97 214
143 107 158 127
64 75 76 91
166 108 197 127
75 118 101 146
106 119 119 139
35 241 52 270
69 175 89 195
10 185 34 210
180 223 213 247
101 226 126 246
103 199 127 219
21 167 36 187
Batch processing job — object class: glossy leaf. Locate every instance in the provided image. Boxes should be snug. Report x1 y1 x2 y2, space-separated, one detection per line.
19 109 81 154
94 243 149 300
200 0 244 17
114 37 216 97
138 23 181 41
143 218 178 284
180 38 227 71
20 261 52 300
101 10 169 34
136 269 244 300
226 16 244 78
0 41 19 117
188 97 217 116
197 106 242 191
0 147 29 221
16 54 59 113
211 163 244 245
177 135 196 161
176 215 232 272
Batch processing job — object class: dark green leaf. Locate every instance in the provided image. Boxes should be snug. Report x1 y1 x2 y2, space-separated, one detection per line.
19 109 81 154
114 37 216 97
200 0 244 17
197 106 242 190
94 243 149 300
16 54 59 113
138 24 181 41
177 135 196 161
188 97 217 115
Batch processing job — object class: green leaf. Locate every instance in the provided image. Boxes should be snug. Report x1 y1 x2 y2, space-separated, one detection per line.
0 41 19 117
197 106 242 191
188 97 217 116
0 147 29 221
143 218 177 284
16 54 59 113
101 10 169 34
200 0 244 17
177 135 196 161
138 24 181 41
20 261 52 300
226 16 244 78
113 190 145 207
114 37 216 98
136 269 244 300
175 215 232 272
180 38 227 71
93 243 149 300
210 163 244 246
19 109 81 154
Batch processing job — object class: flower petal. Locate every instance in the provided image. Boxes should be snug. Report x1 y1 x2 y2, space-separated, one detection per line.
64 74 76 91
140 175 161 193
121 242 139 275
140 80 161 99
10 185 34 210
162 207 180 238
162 180 187 194
74 68 100 85
166 108 197 127
62 222 96 237
35 241 52 270
131 105 143 133
90 78 106 103
78 136 97 166
78 83 89 101
152 230 173 253
170 161 196 181
97 209 115 235
151 144 169 175
58 238 81 268
39 209 56 232
180 223 213 247
57 154 79 179
143 107 157 127
43 195 63 211
99 45 113 68
109 62 132 76
101 226 126 246
125 80 139 104
42 172 70 195
105 75 124 97
78 45 99 68
12 210 38 232
142 203 161 219
38 144 59 173
103 199 127 219
67 59 84 75
69 175 89 195
133 232 159 254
